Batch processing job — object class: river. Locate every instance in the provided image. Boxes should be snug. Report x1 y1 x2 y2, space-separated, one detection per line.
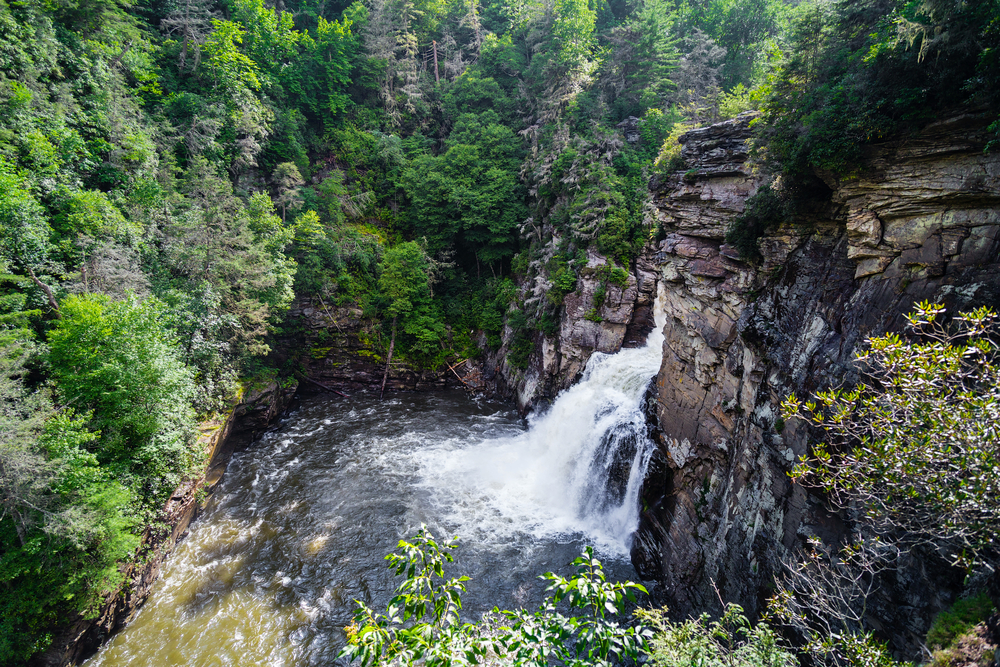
86 288 666 666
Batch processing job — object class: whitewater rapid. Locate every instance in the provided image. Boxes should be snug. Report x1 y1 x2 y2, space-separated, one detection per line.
413 283 667 554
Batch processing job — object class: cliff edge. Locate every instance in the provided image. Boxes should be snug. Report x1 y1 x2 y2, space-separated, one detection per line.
633 111 1000 654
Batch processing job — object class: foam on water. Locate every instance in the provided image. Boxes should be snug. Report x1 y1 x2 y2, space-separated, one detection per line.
414 284 667 554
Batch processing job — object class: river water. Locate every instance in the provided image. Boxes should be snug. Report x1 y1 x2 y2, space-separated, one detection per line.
87 289 666 666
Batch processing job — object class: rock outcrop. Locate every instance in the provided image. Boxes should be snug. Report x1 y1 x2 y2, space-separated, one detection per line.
483 245 661 412
633 111 1000 656
283 301 482 393
34 380 297 667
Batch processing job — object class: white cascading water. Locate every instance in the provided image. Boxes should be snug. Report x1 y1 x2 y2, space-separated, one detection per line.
415 283 667 555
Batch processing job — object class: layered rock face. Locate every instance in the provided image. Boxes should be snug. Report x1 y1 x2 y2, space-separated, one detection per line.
634 111 1000 651
484 246 661 412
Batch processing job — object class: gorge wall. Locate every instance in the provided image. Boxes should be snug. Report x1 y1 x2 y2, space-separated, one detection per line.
631 111 1000 653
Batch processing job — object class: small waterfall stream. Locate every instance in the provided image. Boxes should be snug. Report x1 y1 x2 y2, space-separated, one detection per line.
415 283 667 554
86 287 667 666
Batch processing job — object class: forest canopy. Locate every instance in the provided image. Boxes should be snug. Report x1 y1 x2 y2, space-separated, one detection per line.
0 0 998 660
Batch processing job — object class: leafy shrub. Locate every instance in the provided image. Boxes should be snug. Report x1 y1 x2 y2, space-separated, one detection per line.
342 527 650 667
637 108 679 162
596 212 636 268
596 263 629 288
718 83 755 120
507 331 534 369
638 604 797 667
783 303 1000 567
779 304 1000 666
926 593 996 650
537 312 560 337
654 122 690 173
547 263 578 307
479 278 517 349
592 282 607 310
725 181 788 262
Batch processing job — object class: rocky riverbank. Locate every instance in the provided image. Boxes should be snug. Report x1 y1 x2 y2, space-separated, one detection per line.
32 381 298 667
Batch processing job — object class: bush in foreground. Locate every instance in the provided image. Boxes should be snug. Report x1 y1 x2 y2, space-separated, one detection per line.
341 527 808 667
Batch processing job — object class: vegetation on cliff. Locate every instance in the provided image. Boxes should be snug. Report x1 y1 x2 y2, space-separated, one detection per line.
756 0 1000 178
1 0 998 659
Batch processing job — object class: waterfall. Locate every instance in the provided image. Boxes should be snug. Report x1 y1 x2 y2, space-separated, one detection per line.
415 284 667 555
82 288 668 667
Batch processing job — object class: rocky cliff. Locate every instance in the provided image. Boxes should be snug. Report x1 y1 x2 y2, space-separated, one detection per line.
632 111 1000 654
478 246 661 413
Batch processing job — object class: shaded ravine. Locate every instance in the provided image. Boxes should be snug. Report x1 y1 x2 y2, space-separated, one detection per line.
86 288 666 666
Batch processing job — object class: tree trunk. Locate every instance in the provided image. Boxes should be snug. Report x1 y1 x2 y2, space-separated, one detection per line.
25 266 59 318
433 40 440 83
380 316 397 400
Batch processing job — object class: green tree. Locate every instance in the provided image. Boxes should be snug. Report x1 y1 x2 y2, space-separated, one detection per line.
229 0 300 86
287 14 357 126
637 603 796 667
159 158 295 387
46 294 198 509
601 0 679 118
376 241 439 397
401 110 526 273
552 0 596 73
0 160 59 317
274 161 306 222
0 333 137 665
202 20 262 94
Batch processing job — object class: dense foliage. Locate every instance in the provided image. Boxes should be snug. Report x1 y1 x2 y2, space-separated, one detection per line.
777 305 1000 667
755 0 1000 178
1 0 997 658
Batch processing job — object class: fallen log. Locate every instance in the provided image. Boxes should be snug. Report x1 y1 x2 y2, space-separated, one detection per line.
296 373 350 398
446 359 473 390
